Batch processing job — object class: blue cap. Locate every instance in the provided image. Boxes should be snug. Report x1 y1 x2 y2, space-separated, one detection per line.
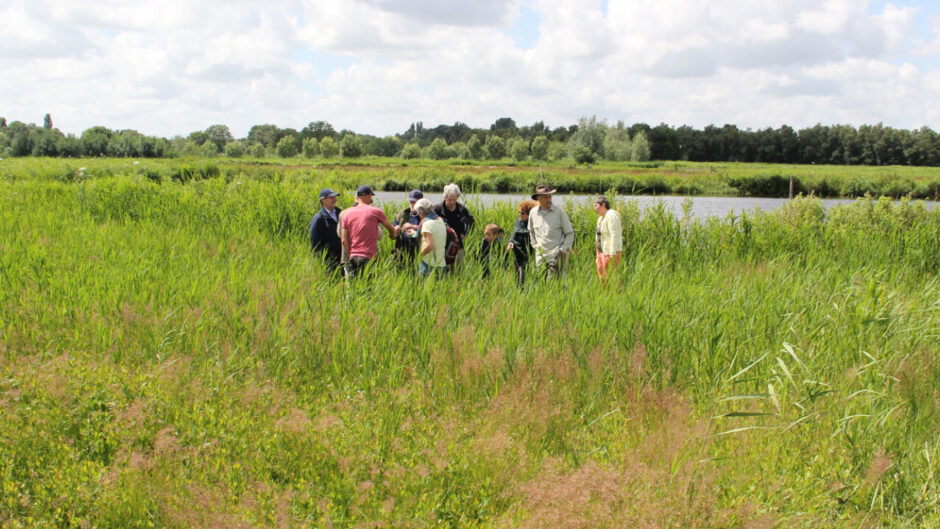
408 189 423 201
356 185 374 196
318 188 339 200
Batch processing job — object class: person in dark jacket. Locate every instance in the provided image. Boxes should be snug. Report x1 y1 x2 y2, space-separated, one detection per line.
309 188 343 274
506 199 537 287
433 183 475 243
392 189 424 265
478 224 505 279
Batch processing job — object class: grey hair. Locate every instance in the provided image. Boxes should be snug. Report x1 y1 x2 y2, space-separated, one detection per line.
442 183 462 200
414 197 434 216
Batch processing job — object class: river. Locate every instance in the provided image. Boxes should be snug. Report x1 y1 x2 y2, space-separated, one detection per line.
372 191 936 219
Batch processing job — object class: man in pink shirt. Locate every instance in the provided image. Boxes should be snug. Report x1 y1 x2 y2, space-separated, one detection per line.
341 185 399 278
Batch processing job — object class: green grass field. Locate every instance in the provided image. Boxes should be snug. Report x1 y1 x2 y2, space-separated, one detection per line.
1 158 939 527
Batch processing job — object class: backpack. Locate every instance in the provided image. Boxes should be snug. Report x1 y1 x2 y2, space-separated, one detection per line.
444 226 462 265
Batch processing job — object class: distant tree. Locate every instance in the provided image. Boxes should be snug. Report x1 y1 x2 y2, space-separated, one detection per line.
484 135 506 159
277 135 299 158
631 131 651 162
510 138 529 161
205 124 234 152
187 130 209 146
530 135 549 161
319 136 339 158
401 143 422 159
603 122 631 161
30 127 60 156
567 116 606 162
340 134 362 158
250 143 266 158
301 121 335 141
303 137 320 158
56 134 81 157
247 124 284 148
467 135 483 160
200 141 219 158
490 117 518 136
547 141 567 161
0 117 7 128
80 126 112 156
362 136 403 157
428 137 448 160
225 141 245 158
43 113 52 129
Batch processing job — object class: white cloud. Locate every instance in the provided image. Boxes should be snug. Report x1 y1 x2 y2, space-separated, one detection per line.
1 0 938 138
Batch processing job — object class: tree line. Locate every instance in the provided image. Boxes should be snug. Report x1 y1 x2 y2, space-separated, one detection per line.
3 114 940 166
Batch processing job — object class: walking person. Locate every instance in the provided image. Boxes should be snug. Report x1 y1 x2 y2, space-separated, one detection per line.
507 199 537 286
433 183 475 268
478 224 505 279
392 189 424 265
593 195 623 284
340 185 398 278
414 198 447 278
528 185 574 281
308 188 343 275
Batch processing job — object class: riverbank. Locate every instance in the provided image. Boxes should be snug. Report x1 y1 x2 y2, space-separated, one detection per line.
3 156 940 199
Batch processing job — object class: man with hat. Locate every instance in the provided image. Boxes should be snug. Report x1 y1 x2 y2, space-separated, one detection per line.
392 189 424 264
340 185 399 278
309 188 343 274
528 184 574 280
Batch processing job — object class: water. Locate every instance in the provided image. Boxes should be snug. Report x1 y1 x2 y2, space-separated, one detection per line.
372 191 935 219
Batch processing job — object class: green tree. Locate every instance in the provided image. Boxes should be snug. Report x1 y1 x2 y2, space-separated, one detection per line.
319 136 339 158
631 131 651 162
277 135 299 158
484 135 506 159
603 122 631 161
340 134 362 158
43 113 52 129
467 135 483 159
530 136 549 161
428 137 448 160
567 116 606 162
200 141 219 157
301 121 335 141
250 143 266 158
56 134 82 157
303 137 320 158
225 141 245 158
547 141 567 161
81 126 112 156
205 124 234 152
30 127 60 156
510 138 529 161
401 143 421 159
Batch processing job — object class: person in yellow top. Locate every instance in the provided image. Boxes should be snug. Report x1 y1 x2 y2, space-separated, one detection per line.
592 196 622 282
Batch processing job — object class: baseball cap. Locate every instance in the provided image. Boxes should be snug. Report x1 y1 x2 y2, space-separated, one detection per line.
356 185 374 196
408 189 424 202
318 188 339 200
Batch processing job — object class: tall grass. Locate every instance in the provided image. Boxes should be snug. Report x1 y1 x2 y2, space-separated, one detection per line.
1 170 938 527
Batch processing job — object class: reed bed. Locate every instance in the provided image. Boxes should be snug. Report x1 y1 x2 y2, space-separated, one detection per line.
1 170 938 528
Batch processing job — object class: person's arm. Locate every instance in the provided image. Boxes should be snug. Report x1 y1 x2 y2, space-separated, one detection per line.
340 216 351 256
379 212 399 240
608 212 623 255
420 230 434 255
561 209 575 253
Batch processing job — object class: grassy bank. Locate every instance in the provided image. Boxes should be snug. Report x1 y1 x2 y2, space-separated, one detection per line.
1 172 938 527
2 157 940 199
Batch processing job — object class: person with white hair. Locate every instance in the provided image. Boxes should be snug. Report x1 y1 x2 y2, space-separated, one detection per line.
433 183 475 244
414 198 447 278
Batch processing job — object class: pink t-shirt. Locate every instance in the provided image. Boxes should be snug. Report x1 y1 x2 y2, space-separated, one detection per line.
341 205 388 259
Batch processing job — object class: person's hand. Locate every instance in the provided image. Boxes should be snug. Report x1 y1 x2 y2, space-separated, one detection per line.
506 242 514 251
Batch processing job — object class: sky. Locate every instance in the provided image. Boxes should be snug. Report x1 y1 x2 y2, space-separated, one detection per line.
3 0 940 139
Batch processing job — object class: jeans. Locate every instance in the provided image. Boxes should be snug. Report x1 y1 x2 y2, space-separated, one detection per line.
418 261 445 278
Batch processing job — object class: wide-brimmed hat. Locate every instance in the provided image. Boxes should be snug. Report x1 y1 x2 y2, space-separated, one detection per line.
531 185 557 199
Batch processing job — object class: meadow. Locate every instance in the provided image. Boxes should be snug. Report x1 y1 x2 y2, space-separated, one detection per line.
1 158 939 527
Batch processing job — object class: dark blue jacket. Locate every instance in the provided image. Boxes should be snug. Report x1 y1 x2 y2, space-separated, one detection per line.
309 207 342 266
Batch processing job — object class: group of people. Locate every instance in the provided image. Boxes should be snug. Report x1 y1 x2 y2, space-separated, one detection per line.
309 182 623 284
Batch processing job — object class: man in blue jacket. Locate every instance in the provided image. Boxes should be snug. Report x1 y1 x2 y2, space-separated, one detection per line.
309 188 342 274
